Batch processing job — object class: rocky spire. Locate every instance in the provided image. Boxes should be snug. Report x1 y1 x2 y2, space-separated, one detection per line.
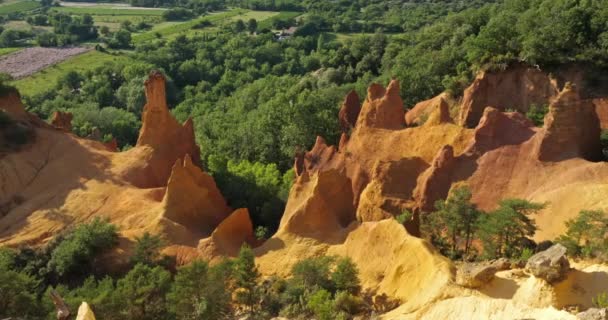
51 111 73 132
162 155 231 236
356 80 405 130
133 71 202 187
537 83 602 162
338 90 361 133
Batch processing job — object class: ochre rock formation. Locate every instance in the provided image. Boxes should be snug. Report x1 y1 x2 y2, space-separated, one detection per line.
51 111 73 132
356 80 405 130
132 71 201 188
537 84 602 162
75 302 96 320
338 90 361 133
197 208 256 259
162 155 231 237
405 92 451 126
458 65 561 127
413 145 456 213
279 169 355 240
0 72 236 264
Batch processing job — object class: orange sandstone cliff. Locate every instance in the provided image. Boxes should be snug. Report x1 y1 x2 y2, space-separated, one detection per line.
0 72 239 259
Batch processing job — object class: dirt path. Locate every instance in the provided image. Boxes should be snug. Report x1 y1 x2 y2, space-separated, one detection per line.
0 47 91 79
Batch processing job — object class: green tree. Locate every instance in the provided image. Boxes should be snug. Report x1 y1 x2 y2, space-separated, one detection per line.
48 217 118 277
115 263 172 320
130 232 166 267
432 186 481 258
233 245 260 314
247 18 257 34
478 199 545 259
168 260 231 319
234 19 246 33
0 268 41 318
557 210 608 258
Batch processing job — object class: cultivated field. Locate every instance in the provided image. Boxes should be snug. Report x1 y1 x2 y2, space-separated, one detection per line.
0 48 21 57
12 50 133 96
0 0 40 14
0 47 91 79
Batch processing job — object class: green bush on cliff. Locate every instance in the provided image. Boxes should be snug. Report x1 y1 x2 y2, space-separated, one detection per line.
48 217 119 278
557 210 608 259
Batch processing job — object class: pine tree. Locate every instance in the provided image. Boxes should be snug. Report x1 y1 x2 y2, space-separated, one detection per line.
233 245 260 314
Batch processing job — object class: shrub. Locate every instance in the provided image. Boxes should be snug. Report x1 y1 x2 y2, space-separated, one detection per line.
525 104 548 127
593 292 608 308
395 209 412 224
130 232 167 267
331 257 360 294
291 256 334 292
47 218 118 277
307 289 334 320
333 290 364 315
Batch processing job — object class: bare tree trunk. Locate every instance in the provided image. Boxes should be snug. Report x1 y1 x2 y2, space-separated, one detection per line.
49 289 70 320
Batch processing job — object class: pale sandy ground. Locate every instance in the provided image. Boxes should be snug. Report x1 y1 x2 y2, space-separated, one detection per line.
0 47 90 79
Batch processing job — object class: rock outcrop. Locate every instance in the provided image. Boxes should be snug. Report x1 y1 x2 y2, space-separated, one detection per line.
338 90 361 133
279 170 355 240
0 71 235 268
75 302 96 320
458 65 561 127
537 84 602 162
162 155 231 237
356 80 405 130
133 71 201 188
198 208 256 258
405 93 451 126
526 244 570 283
51 111 73 131
456 263 497 288
577 308 608 320
413 145 456 213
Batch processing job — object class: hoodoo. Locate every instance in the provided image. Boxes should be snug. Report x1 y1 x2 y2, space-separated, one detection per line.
134 71 202 188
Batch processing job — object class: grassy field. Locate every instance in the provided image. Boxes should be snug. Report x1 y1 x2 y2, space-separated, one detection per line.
12 51 133 96
0 0 41 14
0 48 21 56
132 8 246 43
257 11 300 30
52 6 165 16
228 10 278 22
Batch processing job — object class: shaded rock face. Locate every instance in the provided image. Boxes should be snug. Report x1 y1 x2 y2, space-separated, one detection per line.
459 65 561 128
526 244 570 283
414 145 455 213
51 111 73 132
279 169 356 240
406 93 451 126
133 71 201 188
357 158 427 223
338 90 361 133
162 155 231 238
456 263 497 288
198 208 256 258
356 80 405 130
537 85 602 162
